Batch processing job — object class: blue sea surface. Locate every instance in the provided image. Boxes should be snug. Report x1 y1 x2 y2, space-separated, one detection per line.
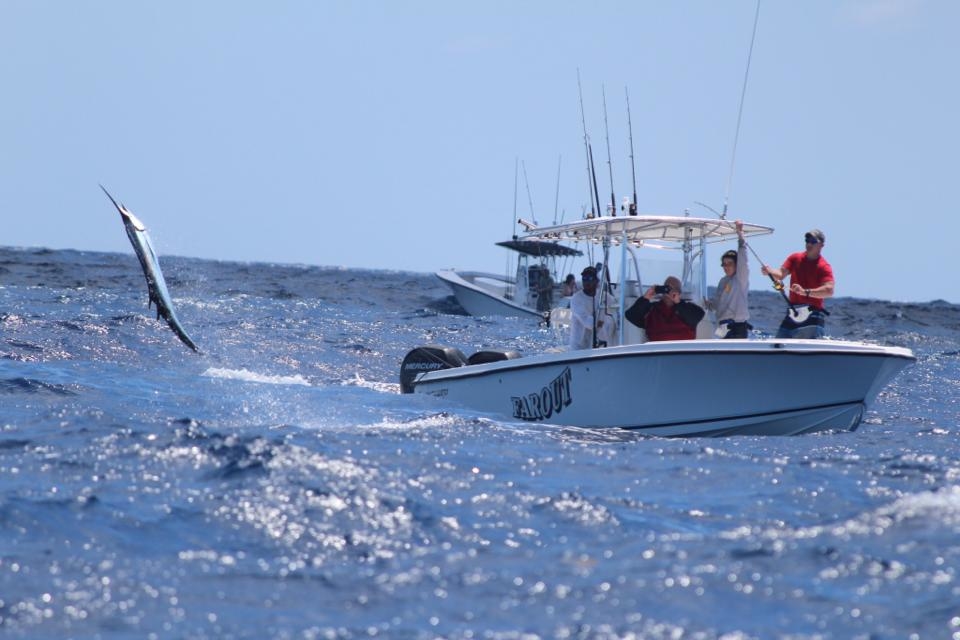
1 246 958 639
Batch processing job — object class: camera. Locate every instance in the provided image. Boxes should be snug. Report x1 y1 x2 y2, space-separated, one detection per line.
654 285 672 295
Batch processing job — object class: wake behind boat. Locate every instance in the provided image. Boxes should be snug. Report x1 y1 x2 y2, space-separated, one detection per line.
403 215 916 437
437 239 582 319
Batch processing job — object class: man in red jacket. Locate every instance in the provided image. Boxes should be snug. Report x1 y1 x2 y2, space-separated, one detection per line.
625 276 705 341
762 228 835 338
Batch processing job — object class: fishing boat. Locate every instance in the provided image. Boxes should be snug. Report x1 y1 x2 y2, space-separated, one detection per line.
402 214 916 437
436 238 583 319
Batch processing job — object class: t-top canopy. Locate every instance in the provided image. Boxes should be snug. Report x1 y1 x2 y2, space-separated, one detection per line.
522 215 773 246
495 239 583 257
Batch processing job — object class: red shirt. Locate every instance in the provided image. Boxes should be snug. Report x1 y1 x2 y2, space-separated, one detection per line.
782 252 834 310
645 302 696 341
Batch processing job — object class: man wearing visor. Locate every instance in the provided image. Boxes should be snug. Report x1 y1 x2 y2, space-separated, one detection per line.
761 228 835 339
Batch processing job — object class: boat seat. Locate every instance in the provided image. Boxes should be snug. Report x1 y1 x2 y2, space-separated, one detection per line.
467 349 521 365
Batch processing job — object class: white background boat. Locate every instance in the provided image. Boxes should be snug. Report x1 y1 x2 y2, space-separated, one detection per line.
436 239 582 319
405 215 916 437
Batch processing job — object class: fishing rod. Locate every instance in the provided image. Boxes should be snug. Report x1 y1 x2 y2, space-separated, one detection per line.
721 0 761 219
695 200 798 315
577 69 597 218
602 85 616 217
553 155 562 225
742 237 794 310
510 157 518 283
600 240 615 347
512 157 518 237
588 142 602 222
625 86 638 215
750 242 813 322
521 160 536 224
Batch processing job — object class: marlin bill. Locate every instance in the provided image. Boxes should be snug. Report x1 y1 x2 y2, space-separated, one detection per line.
100 185 200 353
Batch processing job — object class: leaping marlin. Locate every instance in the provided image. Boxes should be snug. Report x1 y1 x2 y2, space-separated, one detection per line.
100 185 200 353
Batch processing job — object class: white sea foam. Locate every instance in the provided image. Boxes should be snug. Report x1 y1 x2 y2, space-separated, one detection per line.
342 373 399 394
201 367 311 386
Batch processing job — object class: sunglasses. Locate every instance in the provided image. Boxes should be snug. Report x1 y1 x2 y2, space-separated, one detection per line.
582 275 598 282
804 236 820 244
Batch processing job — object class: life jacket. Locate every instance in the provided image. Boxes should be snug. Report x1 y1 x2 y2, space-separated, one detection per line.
645 303 696 341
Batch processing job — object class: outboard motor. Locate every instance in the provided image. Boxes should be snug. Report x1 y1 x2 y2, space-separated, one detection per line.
399 345 468 394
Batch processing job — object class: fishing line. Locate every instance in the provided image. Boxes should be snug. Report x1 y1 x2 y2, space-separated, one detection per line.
722 0 761 219
696 3 801 318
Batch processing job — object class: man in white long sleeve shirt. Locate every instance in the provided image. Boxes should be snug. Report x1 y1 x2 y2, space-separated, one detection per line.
569 266 616 350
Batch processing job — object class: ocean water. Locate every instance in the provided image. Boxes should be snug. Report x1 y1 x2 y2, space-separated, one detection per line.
1 245 958 640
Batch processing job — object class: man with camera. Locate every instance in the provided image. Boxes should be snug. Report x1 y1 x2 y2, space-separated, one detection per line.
625 276 705 342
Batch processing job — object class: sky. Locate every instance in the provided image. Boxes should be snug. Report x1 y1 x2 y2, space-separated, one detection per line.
2 0 957 303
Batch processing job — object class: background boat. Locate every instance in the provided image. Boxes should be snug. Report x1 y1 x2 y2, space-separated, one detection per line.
436 238 582 319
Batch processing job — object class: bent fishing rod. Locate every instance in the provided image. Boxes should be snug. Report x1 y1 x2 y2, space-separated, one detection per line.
695 201 798 316
741 237 794 311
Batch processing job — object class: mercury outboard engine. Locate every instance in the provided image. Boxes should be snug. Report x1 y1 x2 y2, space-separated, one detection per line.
399 345 468 394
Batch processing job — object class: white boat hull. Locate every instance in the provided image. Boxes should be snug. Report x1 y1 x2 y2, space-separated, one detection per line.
409 339 915 437
436 270 545 319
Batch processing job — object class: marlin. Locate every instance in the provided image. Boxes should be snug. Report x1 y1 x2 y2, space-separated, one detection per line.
100 185 200 353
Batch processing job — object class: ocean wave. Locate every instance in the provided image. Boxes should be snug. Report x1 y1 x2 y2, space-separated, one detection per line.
201 367 311 386
0 376 78 396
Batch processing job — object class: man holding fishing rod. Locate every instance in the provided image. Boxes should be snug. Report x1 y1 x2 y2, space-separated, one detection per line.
569 266 617 350
761 229 835 339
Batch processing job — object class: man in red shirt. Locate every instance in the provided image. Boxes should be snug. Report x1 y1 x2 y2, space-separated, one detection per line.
761 228 835 338
625 276 705 341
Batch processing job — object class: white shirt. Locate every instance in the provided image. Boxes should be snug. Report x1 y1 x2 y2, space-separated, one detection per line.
569 291 618 350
